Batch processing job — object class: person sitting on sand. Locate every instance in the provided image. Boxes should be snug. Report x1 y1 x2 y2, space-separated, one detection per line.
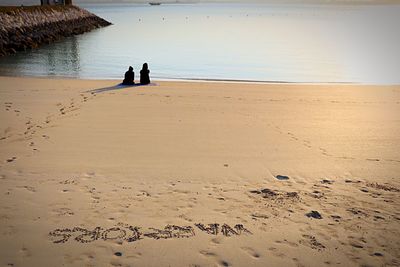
140 63 150 85
122 66 135 85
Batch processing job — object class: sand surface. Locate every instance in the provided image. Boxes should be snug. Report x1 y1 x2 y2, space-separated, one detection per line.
0 76 399 267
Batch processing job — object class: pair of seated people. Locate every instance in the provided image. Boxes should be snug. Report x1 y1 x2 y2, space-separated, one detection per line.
123 63 150 85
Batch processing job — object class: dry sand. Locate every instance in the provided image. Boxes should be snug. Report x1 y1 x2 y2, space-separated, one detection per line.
0 76 399 267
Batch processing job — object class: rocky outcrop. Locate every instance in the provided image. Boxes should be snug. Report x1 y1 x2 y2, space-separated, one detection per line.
0 5 111 57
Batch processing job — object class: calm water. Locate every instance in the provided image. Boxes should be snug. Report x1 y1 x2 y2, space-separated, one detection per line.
0 3 400 84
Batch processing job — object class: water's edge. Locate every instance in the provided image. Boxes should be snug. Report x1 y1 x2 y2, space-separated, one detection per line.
0 73 365 85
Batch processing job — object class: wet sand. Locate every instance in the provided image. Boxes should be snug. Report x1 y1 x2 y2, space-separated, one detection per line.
0 76 399 266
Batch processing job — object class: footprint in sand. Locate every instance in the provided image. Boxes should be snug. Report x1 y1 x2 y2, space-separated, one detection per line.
347 207 368 218
372 252 384 257
279 239 299 248
19 247 31 258
249 188 299 205
349 242 364 249
6 157 17 163
300 235 325 251
5 102 12 111
309 190 325 199
16 185 36 192
366 158 380 162
210 237 223 244
241 247 261 259
367 182 400 192
345 179 362 184
200 251 230 267
251 213 269 220
373 215 385 221
331 215 341 222
319 147 332 156
321 179 334 185
199 250 217 257
52 207 74 216
59 179 78 185
84 171 96 177
219 260 231 266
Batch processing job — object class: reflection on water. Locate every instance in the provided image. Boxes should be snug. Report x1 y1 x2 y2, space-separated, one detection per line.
0 35 81 77
0 3 399 84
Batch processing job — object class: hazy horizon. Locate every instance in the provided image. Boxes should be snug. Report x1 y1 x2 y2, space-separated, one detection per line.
1 0 400 6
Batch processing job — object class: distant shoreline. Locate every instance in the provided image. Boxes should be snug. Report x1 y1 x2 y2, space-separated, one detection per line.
2 1 400 7
0 74 379 85
75 1 400 6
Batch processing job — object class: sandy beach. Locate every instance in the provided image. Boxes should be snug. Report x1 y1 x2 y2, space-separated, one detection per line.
0 75 399 267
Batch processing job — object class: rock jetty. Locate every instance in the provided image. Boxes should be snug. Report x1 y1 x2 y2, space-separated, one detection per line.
0 5 111 57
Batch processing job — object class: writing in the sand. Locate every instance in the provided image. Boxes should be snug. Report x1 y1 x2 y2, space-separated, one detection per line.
49 223 251 244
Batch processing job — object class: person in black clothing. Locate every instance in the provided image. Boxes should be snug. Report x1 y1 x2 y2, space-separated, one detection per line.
122 66 135 85
140 63 150 85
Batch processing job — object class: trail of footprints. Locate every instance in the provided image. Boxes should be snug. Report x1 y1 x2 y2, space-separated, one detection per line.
2 92 98 164
247 175 399 254
267 122 398 164
2 90 399 264
4 102 20 116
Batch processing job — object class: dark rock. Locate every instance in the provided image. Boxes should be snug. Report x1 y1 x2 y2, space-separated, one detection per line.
276 175 289 181
114 252 122 257
0 6 112 57
306 210 323 219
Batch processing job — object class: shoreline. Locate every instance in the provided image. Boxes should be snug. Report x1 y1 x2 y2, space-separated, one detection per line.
77 2 400 6
0 74 382 86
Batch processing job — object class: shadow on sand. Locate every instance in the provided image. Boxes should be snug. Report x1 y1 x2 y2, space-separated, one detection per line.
86 83 155 94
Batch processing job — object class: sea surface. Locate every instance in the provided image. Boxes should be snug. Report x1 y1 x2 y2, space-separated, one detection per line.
0 3 400 84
